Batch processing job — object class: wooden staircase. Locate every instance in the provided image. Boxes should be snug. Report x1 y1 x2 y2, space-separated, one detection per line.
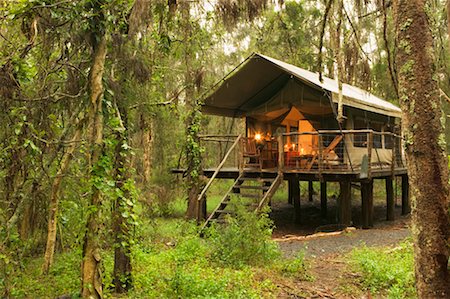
200 171 283 232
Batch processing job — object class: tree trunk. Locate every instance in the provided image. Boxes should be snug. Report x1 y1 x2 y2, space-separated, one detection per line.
140 114 153 185
42 127 82 274
81 36 107 299
334 0 345 124
447 0 450 52
181 1 202 221
112 105 133 293
394 1 450 297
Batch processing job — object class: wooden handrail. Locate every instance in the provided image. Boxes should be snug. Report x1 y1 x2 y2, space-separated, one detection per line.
255 174 282 212
197 134 242 203
282 129 401 138
199 134 239 138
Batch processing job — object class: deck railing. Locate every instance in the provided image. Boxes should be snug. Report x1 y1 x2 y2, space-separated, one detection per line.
199 135 241 170
198 130 405 176
280 130 405 175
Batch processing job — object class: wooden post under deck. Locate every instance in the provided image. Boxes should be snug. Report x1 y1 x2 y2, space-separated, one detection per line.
308 181 314 202
361 180 374 228
386 177 395 221
320 181 327 219
292 176 301 224
288 179 293 204
401 175 410 215
339 181 352 226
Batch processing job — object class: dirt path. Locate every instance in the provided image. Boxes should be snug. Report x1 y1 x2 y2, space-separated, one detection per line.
277 225 410 258
270 200 411 298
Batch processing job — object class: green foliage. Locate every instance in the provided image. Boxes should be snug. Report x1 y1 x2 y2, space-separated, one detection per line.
6 216 280 298
349 240 416 298
185 102 204 181
3 251 81 298
206 205 281 268
130 236 265 298
277 251 310 280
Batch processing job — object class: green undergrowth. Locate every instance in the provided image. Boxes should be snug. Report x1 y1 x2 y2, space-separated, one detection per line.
349 240 415 298
5 250 82 298
7 207 310 298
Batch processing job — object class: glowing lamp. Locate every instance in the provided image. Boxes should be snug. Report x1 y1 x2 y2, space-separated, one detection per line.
254 133 262 141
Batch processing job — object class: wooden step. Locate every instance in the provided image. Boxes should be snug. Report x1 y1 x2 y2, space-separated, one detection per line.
234 185 270 190
243 163 261 167
239 177 276 182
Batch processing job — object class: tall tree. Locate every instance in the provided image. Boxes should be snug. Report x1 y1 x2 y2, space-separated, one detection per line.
393 1 450 297
81 2 107 297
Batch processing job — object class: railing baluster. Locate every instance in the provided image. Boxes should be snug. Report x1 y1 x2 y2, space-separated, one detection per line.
277 135 284 173
391 132 396 176
318 134 323 175
368 131 373 179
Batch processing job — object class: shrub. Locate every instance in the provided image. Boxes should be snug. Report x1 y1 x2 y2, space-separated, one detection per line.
349 240 415 298
205 204 281 268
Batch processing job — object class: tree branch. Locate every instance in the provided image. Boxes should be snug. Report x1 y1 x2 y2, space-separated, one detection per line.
318 0 334 82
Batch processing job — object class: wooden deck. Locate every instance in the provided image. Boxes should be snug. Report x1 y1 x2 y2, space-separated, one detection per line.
171 166 408 181
177 132 410 227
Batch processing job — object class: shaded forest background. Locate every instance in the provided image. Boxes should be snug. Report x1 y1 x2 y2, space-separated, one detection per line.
0 0 449 297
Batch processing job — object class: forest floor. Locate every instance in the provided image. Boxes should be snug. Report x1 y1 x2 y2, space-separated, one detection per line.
268 195 411 298
6 183 414 298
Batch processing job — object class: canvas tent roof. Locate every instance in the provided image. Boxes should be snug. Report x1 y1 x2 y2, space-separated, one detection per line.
202 53 402 118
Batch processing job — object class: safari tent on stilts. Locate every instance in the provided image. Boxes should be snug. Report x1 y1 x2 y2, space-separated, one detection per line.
173 53 410 231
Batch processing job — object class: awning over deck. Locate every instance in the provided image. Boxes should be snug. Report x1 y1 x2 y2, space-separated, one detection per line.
202 53 402 119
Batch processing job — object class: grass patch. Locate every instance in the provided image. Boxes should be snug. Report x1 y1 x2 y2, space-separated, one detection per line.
349 240 415 298
277 251 311 280
6 251 81 298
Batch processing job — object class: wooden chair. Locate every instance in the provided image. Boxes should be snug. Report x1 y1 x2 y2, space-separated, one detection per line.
241 137 262 170
306 135 343 170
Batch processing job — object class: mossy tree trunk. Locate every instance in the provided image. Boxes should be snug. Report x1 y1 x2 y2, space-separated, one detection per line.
81 34 107 299
181 1 203 221
394 1 450 297
42 126 82 274
112 106 133 293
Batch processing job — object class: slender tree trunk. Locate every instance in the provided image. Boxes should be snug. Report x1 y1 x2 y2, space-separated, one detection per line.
447 0 450 52
381 0 399 99
19 194 34 240
42 127 82 274
318 0 334 82
181 1 202 221
141 114 153 185
112 106 133 293
81 36 107 299
334 0 345 124
394 1 450 297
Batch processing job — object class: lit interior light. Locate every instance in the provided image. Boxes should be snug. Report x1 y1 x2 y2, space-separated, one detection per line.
255 133 262 141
